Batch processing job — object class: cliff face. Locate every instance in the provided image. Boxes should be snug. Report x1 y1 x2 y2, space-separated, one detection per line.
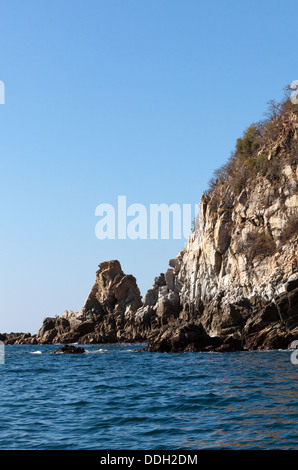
2 100 298 350
179 166 297 328
139 166 298 351
138 105 298 351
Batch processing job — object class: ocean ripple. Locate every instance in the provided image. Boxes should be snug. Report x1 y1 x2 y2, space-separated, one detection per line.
0 344 297 449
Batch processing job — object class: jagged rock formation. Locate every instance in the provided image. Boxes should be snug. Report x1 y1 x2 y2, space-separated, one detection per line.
35 260 143 344
1 97 298 351
0 332 37 345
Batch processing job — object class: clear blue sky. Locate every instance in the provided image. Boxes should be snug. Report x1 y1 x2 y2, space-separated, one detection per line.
0 0 296 333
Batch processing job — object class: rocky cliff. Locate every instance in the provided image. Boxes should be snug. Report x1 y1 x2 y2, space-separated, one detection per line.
2 97 298 351
139 173 298 351
138 100 298 351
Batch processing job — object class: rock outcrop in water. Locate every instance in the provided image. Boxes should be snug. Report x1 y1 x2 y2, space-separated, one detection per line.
52 344 85 354
1 97 298 351
0 332 37 345
35 260 143 344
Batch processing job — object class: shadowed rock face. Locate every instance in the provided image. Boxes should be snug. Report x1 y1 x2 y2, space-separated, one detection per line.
139 276 298 353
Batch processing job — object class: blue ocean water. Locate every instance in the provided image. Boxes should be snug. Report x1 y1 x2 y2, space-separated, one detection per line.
0 344 297 450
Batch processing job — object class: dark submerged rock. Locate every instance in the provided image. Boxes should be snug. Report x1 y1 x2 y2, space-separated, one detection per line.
52 344 85 354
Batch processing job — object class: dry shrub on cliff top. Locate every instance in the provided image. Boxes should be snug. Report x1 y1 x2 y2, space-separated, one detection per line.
204 92 298 211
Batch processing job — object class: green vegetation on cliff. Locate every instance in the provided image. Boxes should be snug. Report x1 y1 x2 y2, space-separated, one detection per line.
205 96 298 199
201 94 298 248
